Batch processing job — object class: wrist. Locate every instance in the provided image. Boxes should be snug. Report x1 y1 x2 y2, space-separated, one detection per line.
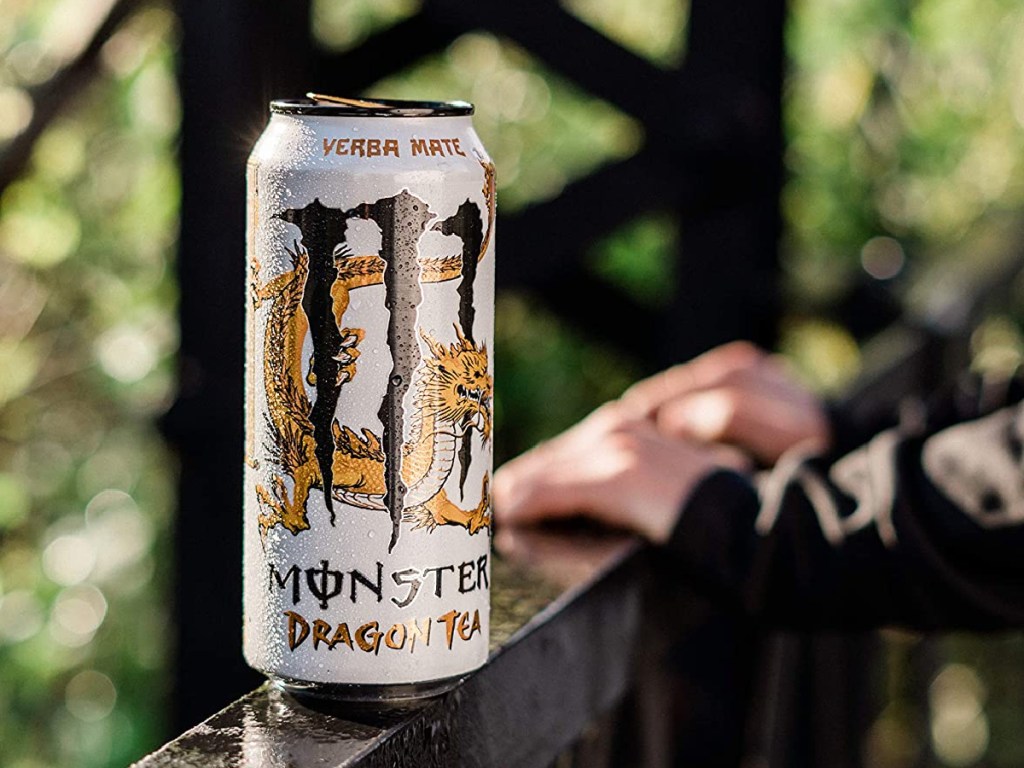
643 463 722 545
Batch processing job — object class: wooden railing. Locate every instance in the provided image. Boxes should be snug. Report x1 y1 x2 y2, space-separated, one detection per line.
136 530 652 766
134 222 1024 766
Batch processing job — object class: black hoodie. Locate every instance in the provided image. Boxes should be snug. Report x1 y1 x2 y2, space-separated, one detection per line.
667 373 1024 629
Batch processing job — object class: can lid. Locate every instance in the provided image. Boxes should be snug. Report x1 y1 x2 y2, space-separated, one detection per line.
270 94 474 117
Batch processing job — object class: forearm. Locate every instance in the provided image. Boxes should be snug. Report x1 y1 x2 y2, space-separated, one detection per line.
666 402 1024 630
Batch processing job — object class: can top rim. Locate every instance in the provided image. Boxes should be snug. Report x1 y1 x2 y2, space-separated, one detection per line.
271 95 474 117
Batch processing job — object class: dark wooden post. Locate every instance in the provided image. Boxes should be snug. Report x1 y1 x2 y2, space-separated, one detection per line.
663 0 785 364
168 0 312 732
655 0 787 763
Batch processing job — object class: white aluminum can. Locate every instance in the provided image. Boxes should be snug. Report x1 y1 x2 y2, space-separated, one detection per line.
244 96 495 700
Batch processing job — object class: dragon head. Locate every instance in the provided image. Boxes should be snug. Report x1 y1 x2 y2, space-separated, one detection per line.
417 325 492 442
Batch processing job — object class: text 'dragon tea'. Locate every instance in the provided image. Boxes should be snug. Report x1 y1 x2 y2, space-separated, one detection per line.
244 95 495 701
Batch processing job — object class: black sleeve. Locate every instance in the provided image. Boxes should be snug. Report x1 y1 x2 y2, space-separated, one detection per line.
665 393 1024 631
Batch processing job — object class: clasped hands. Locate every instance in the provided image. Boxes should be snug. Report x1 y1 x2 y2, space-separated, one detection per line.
493 342 831 543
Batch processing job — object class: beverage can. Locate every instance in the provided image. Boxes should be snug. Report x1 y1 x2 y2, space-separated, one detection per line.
244 95 495 699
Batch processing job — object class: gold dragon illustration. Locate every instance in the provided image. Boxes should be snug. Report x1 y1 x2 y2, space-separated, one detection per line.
250 162 495 539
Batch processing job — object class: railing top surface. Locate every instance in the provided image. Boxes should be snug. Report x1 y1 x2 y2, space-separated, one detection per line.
135 529 644 768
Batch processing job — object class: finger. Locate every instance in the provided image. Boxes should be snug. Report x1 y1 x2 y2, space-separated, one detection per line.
517 403 645 472
747 353 817 401
493 458 596 527
494 526 532 559
619 418 753 475
621 341 766 416
656 388 828 464
492 402 635 525
494 421 650 528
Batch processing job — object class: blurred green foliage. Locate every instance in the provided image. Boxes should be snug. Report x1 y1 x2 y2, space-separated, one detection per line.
560 0 688 68
785 0 1024 764
782 0 1024 396
370 32 643 212
2 0 1024 765
588 214 678 308
0 2 179 766
311 0 688 69
784 0 1024 296
312 0 421 53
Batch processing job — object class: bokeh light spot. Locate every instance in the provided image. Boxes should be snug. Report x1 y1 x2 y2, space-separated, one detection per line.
930 663 989 767
0 182 81 267
65 669 117 722
42 534 97 586
85 489 153 582
0 590 45 643
33 125 87 183
94 324 159 383
50 584 108 647
780 320 862 394
860 236 905 280
0 87 34 141
970 316 1024 378
6 39 59 86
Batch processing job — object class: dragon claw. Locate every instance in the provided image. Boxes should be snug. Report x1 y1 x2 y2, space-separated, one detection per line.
468 473 492 534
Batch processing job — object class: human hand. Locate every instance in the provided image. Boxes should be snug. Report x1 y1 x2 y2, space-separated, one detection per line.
620 341 831 464
493 403 750 544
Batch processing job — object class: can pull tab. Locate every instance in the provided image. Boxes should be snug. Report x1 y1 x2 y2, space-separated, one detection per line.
306 92 389 109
